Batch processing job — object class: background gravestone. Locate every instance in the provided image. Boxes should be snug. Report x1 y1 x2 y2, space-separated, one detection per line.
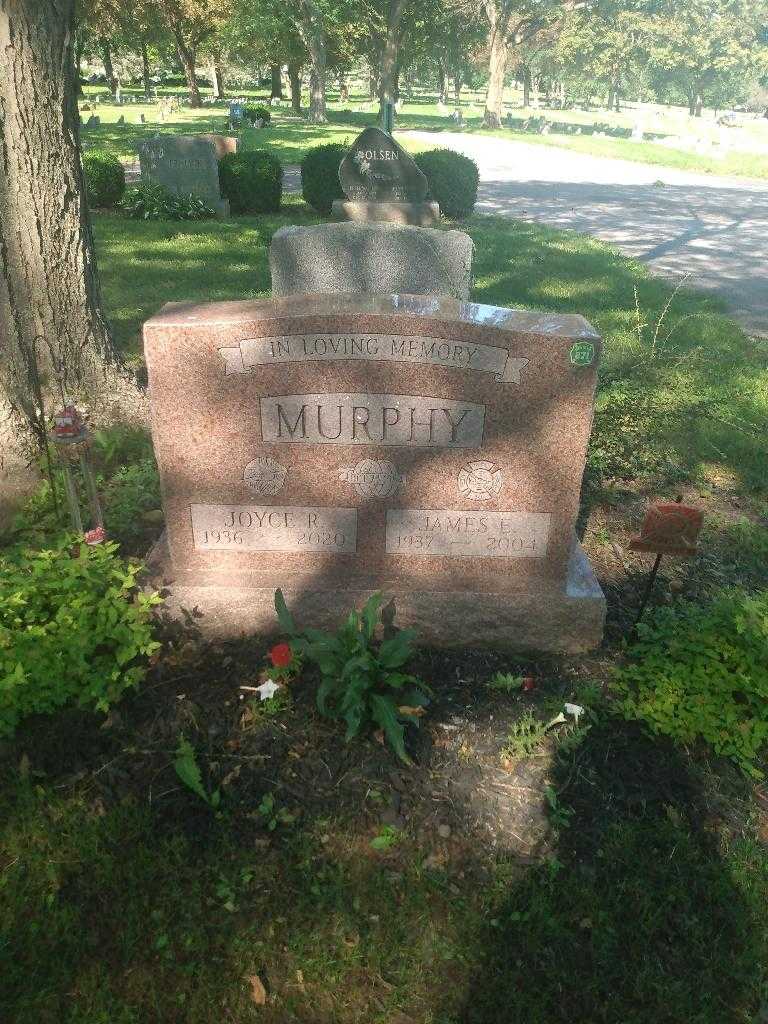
137 135 228 218
269 222 473 300
332 126 440 226
144 293 605 652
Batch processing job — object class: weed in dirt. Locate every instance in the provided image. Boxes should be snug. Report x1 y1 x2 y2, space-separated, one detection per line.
501 711 549 763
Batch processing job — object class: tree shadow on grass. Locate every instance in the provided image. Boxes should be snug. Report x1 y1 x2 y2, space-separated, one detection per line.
448 718 766 1024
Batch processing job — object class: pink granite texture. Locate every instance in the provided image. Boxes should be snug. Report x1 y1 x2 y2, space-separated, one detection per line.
143 294 605 651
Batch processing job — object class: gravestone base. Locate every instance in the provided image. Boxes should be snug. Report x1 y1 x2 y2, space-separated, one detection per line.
145 533 605 654
332 200 440 226
211 198 230 220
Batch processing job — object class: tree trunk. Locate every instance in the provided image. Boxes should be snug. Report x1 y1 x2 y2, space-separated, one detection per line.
378 0 404 119
437 59 448 104
74 27 84 94
369 66 378 99
338 73 349 103
0 0 136 456
172 31 201 107
483 10 507 128
453 72 463 106
294 0 327 123
140 38 152 98
694 91 703 117
288 62 302 113
522 64 531 107
99 36 118 97
270 63 283 99
531 74 540 109
607 86 615 110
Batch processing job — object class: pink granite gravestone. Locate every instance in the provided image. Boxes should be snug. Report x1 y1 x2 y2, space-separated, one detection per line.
144 293 605 652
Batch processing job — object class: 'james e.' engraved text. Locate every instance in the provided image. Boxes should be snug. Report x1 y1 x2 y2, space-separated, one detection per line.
386 509 551 558
261 394 485 448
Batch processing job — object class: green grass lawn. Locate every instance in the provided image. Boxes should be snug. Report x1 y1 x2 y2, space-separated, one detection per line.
80 88 768 179
3 197 768 1023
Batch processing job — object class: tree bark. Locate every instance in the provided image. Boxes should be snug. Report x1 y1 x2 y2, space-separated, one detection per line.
0 0 137 456
270 63 283 99
378 0 404 119
294 0 326 123
288 61 302 113
338 73 349 103
99 36 118 97
437 59 448 104
522 64 531 107
484 15 507 127
140 38 152 98
453 72 463 106
171 29 201 107
369 65 378 99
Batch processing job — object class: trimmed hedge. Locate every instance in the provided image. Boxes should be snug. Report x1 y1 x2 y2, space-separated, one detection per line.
301 143 346 215
243 105 271 126
414 148 479 219
82 149 125 208
218 150 282 213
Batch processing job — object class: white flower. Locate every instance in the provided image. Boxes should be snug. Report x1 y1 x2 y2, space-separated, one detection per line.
564 703 585 723
255 679 281 701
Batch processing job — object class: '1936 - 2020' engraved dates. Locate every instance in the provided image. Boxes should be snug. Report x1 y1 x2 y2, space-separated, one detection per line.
191 504 357 553
385 509 551 558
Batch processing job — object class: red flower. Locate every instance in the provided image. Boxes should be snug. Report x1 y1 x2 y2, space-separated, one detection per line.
269 643 293 668
522 676 536 692
84 526 106 545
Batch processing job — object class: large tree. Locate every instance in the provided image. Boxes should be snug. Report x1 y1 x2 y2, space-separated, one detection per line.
649 0 768 115
154 0 229 107
0 0 135 458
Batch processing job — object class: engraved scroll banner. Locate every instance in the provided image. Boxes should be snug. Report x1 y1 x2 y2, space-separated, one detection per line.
386 509 551 559
219 334 529 384
191 504 357 553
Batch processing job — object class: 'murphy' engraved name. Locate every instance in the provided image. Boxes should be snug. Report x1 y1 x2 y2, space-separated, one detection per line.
219 335 529 384
260 393 485 448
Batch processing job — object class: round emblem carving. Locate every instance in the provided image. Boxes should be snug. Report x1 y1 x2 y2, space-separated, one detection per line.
339 459 404 498
458 461 503 501
243 456 287 496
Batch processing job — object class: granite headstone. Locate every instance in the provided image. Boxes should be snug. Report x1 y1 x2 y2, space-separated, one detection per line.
144 293 605 652
333 126 439 226
137 135 228 218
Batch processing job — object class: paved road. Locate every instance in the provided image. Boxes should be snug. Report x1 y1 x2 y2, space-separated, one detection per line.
405 132 768 336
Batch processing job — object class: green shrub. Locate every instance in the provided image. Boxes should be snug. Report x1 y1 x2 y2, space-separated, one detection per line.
82 149 125 208
0 537 161 736
102 458 162 552
218 150 282 213
612 590 768 776
274 590 429 763
119 182 214 220
300 143 346 215
414 148 479 218
243 105 271 126
587 382 679 482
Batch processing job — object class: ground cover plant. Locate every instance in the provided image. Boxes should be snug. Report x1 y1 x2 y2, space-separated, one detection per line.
2 176 767 1023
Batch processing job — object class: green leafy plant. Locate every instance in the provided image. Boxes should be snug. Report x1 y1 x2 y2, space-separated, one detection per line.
370 825 402 851
173 735 221 809
82 149 125 208
587 382 678 482
119 182 214 221
544 785 574 831
101 459 162 552
257 791 295 830
0 536 161 736
613 590 768 776
300 142 346 214
414 148 479 218
242 104 271 126
218 150 282 213
487 672 525 693
501 710 549 763
274 589 429 763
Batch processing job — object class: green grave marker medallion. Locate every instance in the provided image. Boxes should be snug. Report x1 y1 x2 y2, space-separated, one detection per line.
570 341 595 367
